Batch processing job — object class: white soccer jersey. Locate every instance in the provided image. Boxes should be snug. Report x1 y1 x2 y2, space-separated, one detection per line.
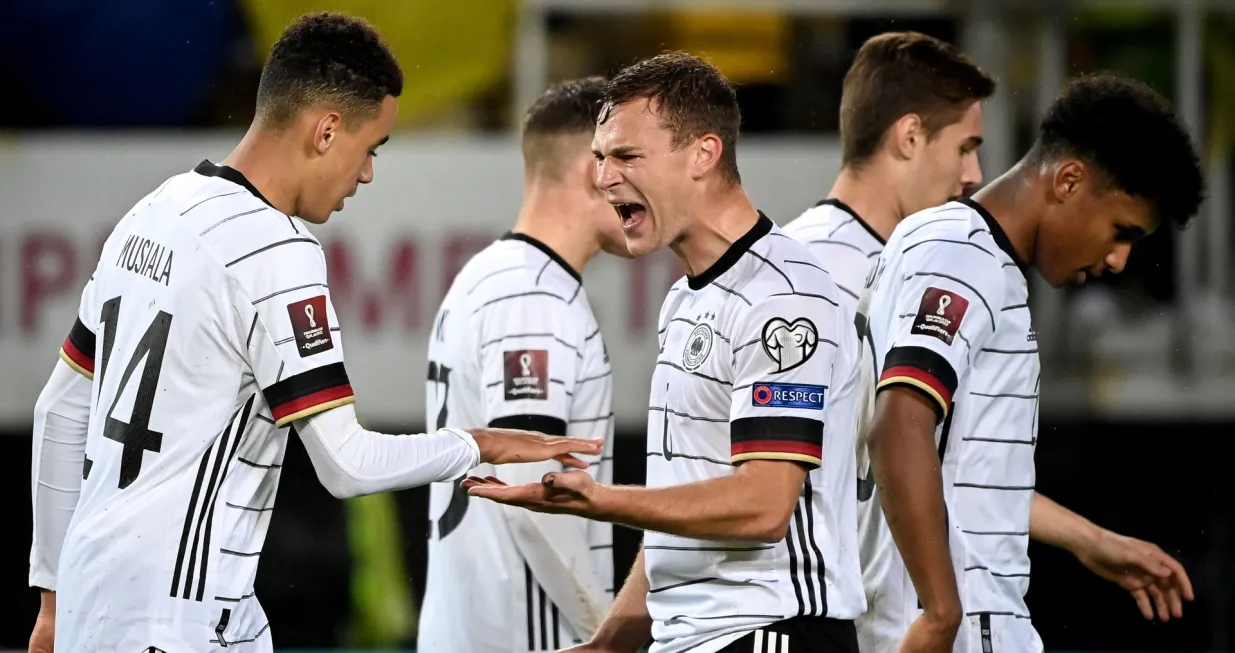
782 198 886 314
643 214 865 653
419 233 615 653
52 161 357 652
857 198 1040 652
782 199 901 645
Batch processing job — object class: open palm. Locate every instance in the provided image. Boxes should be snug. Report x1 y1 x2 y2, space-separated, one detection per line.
1076 529 1194 621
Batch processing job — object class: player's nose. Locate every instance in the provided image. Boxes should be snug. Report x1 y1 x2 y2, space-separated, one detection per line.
595 158 620 189
359 157 375 185
961 152 983 190
1105 243 1131 275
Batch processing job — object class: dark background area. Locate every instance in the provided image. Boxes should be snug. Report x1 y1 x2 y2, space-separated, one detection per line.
3 419 1230 650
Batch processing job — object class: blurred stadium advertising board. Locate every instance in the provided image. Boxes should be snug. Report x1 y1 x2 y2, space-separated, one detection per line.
0 134 837 429
1 134 1232 428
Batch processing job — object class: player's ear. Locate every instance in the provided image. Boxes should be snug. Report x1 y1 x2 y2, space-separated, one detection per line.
313 111 344 156
691 133 724 180
1051 159 1086 203
891 113 924 161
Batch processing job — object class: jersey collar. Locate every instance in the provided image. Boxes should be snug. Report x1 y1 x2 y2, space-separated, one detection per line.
686 211 773 290
816 198 886 245
193 160 276 210
500 231 583 284
958 197 1029 274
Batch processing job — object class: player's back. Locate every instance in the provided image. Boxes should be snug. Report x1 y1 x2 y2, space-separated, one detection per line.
57 161 346 652
421 233 615 652
782 198 886 315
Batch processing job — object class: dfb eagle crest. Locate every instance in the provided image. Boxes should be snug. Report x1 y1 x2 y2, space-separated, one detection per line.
761 317 819 373
682 323 713 371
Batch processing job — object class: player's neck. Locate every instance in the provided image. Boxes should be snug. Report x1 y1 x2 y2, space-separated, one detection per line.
512 185 599 277
970 162 1039 266
221 127 301 218
671 183 759 278
826 164 904 241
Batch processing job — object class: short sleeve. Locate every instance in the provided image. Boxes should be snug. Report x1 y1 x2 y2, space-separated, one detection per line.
875 244 1003 420
476 292 580 435
233 247 354 427
729 293 842 469
58 273 102 380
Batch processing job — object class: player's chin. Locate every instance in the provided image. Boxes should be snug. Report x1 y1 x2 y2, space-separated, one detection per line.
623 229 669 258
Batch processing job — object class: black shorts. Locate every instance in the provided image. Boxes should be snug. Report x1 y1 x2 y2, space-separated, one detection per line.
717 616 858 653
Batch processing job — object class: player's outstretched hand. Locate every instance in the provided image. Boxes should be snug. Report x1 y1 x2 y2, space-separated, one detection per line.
468 428 602 469
464 470 598 517
1075 528 1194 621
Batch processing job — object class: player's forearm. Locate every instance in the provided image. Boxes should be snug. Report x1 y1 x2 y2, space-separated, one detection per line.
1030 492 1101 556
590 470 795 543
869 389 961 623
590 548 652 652
295 405 480 499
29 360 92 591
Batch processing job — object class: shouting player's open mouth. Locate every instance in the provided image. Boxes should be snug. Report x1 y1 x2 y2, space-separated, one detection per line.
615 202 648 233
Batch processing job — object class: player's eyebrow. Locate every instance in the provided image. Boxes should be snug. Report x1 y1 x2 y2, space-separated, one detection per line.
1116 224 1147 240
375 135 390 148
596 144 639 159
965 135 984 148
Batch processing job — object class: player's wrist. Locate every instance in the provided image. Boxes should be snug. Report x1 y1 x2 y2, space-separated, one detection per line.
585 483 624 523
1069 522 1108 559
38 588 56 613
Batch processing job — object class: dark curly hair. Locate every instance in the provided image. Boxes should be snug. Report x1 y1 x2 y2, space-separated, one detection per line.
600 52 742 184
1029 74 1205 228
255 12 403 130
841 32 995 168
522 76 606 179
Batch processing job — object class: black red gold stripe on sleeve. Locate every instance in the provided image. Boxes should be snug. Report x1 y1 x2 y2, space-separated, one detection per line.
489 415 568 436
264 362 355 427
730 416 823 468
59 318 96 379
877 346 959 421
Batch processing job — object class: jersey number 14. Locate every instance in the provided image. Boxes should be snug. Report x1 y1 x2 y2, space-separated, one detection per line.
96 296 173 490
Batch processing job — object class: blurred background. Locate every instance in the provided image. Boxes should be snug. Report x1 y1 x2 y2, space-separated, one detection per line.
1 0 1233 651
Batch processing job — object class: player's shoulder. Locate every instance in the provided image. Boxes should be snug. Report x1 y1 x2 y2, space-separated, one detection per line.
755 224 837 292
884 200 1011 295
158 161 321 271
456 235 582 315
731 224 844 322
783 199 883 255
890 201 1007 269
781 200 838 239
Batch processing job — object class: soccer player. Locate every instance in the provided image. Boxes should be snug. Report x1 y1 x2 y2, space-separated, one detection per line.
466 53 866 653
861 75 1202 653
26 14 600 653
782 31 993 315
784 32 994 653
417 76 630 653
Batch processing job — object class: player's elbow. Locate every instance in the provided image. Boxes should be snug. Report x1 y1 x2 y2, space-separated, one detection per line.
314 468 368 500
741 497 798 543
747 513 794 543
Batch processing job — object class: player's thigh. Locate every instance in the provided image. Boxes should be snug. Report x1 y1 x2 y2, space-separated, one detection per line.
717 617 859 653
959 613 1044 653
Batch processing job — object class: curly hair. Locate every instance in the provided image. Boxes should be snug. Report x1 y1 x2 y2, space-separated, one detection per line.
255 12 403 130
1030 74 1205 228
840 32 995 168
600 52 742 184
